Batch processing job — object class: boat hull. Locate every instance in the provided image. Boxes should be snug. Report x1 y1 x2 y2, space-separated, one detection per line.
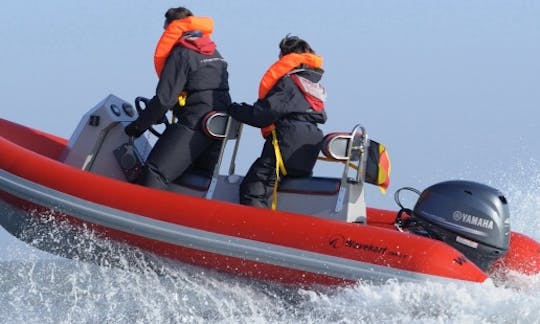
0 169 473 286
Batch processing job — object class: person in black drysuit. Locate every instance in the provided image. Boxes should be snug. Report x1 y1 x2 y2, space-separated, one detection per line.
225 35 327 208
125 7 231 190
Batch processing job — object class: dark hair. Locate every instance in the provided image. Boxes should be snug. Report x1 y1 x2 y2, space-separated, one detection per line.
279 34 315 56
164 7 193 27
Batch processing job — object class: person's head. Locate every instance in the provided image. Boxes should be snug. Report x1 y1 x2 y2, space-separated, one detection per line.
279 34 315 57
164 7 193 29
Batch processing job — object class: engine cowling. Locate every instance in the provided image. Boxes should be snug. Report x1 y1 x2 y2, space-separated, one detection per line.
411 180 511 272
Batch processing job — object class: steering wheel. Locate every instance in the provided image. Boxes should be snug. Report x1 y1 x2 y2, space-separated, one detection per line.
134 96 170 137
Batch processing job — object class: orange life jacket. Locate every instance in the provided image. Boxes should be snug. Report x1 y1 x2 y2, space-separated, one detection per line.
153 16 214 77
258 53 323 137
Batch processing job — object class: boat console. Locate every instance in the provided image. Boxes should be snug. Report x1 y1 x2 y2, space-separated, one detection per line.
61 95 152 180
62 95 375 223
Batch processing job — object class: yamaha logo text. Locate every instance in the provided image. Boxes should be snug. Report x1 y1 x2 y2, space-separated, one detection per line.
452 211 494 230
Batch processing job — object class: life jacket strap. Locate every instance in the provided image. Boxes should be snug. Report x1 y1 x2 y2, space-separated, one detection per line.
171 91 189 124
271 129 287 210
178 91 188 107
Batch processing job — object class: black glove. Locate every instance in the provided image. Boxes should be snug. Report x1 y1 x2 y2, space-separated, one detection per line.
124 121 145 138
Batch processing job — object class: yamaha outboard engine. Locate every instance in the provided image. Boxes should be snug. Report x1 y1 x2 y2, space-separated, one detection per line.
395 180 511 272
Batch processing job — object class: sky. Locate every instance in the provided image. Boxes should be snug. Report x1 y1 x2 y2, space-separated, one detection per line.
1 0 539 210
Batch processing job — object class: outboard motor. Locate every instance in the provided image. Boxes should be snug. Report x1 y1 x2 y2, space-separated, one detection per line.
395 180 511 272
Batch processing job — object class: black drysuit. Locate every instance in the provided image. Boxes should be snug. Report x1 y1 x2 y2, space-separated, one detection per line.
228 69 327 208
127 38 231 189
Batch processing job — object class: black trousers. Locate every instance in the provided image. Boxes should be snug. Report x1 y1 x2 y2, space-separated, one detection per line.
137 123 221 190
240 122 323 208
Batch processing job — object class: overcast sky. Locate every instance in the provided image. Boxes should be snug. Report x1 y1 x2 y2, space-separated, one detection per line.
1 0 539 212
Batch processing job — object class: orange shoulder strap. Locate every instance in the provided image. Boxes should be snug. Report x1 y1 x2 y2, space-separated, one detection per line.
153 16 214 76
258 53 323 99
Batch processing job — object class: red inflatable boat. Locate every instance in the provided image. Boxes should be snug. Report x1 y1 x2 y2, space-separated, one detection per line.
1 94 539 286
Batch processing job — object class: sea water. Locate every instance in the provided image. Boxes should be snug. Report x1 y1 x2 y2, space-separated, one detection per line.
1 163 539 323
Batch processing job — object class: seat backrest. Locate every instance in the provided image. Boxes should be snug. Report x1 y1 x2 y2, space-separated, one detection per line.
322 131 364 162
200 111 243 199
318 125 369 222
322 132 351 161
